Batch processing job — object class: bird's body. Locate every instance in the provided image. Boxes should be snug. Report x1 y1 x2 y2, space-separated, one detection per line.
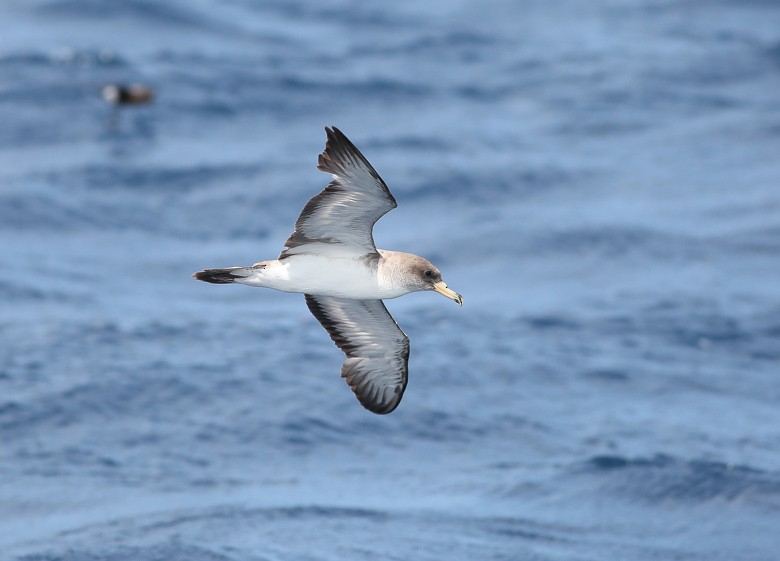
194 127 461 414
101 83 154 105
211 250 434 300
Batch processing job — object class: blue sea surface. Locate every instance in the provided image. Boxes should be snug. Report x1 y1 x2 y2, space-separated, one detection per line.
2 0 780 559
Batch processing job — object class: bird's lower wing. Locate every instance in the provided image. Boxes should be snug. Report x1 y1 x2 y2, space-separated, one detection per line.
305 295 409 414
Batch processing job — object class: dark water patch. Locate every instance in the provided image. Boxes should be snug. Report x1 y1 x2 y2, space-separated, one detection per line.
0 373 205 436
356 29 503 65
0 48 128 72
405 409 490 442
259 1 412 29
639 300 756 350
751 349 780 361
156 98 238 118
18 445 121 470
0 82 114 148
555 117 650 137
524 316 582 331
587 454 673 471
47 162 265 192
532 226 706 260
130 322 193 341
280 416 349 447
277 75 431 100
138 504 388 533
1 171 274 239
36 0 211 30
10 504 564 561
583 368 630 382
480 515 573 544
763 322 780 338
252 505 387 522
17 543 237 561
366 135 452 151
0 52 53 68
596 299 776 360
48 48 130 69
454 83 518 102
0 193 98 231
583 454 780 505
665 315 750 348
766 40 780 70
406 30 501 53
550 79 742 128
50 319 289 363
401 166 573 203
0 281 85 303
0 401 22 418
646 53 767 88
152 49 293 68
719 225 780 254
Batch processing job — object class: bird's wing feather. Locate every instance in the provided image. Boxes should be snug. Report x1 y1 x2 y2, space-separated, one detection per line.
279 127 396 259
305 295 409 414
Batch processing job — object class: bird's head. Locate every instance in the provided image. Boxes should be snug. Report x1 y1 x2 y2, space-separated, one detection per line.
407 257 463 306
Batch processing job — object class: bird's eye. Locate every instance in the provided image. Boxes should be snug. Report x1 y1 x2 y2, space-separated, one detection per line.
424 270 433 278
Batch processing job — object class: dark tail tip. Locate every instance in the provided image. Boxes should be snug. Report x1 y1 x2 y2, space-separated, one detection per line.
193 268 238 284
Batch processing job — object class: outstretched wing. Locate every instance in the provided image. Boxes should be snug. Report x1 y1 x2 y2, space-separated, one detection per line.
305 295 409 414
279 127 397 259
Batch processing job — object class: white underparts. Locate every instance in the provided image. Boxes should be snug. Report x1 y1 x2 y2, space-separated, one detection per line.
231 253 414 300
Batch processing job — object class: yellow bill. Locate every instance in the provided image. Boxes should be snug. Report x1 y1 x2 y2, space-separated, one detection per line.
433 281 463 306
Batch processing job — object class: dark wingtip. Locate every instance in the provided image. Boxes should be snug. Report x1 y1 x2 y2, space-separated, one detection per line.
324 125 341 138
318 126 349 175
317 125 367 175
346 371 404 415
316 126 395 204
326 126 346 143
362 397 401 415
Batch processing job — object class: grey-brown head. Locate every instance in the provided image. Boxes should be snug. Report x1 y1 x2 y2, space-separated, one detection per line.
402 255 463 306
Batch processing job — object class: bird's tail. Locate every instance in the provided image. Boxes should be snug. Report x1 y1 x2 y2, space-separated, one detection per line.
193 266 255 284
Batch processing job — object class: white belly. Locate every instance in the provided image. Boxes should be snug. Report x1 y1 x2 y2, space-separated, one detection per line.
239 255 408 300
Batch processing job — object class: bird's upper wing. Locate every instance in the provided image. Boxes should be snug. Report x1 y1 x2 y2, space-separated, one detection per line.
279 127 397 259
305 295 409 414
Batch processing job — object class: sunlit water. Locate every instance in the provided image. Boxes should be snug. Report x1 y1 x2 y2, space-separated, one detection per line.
2 1 779 559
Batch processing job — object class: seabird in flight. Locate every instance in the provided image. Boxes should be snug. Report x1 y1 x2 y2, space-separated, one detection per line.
194 127 462 414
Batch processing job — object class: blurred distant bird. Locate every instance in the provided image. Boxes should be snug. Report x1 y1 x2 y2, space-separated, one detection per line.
194 127 462 414
101 83 154 105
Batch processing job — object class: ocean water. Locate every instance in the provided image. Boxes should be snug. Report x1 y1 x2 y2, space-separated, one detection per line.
2 0 780 559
